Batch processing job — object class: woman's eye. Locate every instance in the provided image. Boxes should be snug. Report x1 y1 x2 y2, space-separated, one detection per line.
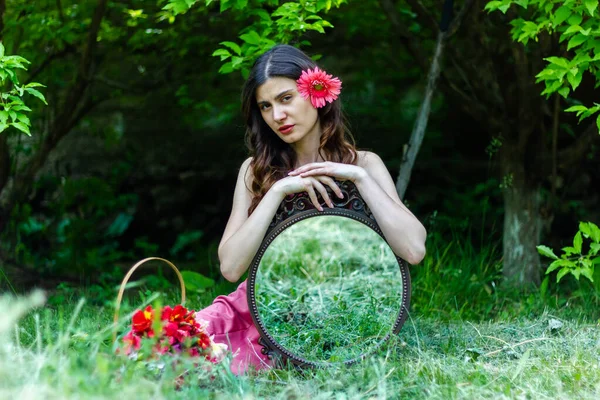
282 96 292 102
260 104 270 111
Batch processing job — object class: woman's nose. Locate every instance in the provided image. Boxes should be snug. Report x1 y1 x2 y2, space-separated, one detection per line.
273 106 287 122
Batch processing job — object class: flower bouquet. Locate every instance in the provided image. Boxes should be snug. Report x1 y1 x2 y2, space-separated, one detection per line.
119 304 227 362
114 257 227 365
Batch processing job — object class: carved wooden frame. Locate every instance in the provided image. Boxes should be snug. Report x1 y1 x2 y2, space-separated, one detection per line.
246 180 412 368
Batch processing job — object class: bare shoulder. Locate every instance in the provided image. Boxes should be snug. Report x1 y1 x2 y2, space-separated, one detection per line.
240 157 254 186
241 156 253 171
356 150 386 170
356 150 403 205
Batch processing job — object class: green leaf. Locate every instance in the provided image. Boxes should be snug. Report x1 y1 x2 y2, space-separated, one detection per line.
220 0 233 12
562 246 577 256
567 34 587 50
574 231 583 253
544 57 569 68
540 276 549 298
567 14 583 26
565 105 588 113
484 1 502 12
235 0 248 9
0 111 7 124
212 48 231 61
11 121 31 136
584 0 598 16
219 41 241 56
580 267 594 282
498 3 511 13
581 221 600 243
556 268 570 282
0 122 7 133
11 105 32 112
546 259 564 274
180 270 215 292
5 67 17 84
16 113 30 126
567 70 583 90
591 243 600 256
597 113 600 132
554 6 572 25
537 245 559 259
563 25 582 36
24 82 46 88
106 213 133 237
250 9 271 22
0 42 4 58
170 230 203 256
241 67 250 80
239 31 261 45
218 61 234 74
558 86 570 98
24 88 48 105
541 79 563 96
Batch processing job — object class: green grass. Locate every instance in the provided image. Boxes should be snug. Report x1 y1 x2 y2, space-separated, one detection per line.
3 227 600 399
3 292 600 399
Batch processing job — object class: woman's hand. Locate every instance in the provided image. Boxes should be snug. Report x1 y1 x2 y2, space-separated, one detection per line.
272 175 344 211
288 161 367 183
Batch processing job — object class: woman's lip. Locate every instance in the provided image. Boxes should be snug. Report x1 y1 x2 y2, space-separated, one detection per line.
279 125 294 134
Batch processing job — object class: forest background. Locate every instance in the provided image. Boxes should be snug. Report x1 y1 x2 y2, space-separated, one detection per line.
0 0 599 317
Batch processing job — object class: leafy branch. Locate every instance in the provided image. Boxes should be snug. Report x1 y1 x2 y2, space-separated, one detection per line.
537 221 600 283
485 0 600 130
0 42 47 136
164 0 347 77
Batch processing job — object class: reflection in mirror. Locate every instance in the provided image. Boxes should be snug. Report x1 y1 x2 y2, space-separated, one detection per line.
255 215 404 365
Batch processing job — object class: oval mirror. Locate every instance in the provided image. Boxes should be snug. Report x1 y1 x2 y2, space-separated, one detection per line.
247 182 411 368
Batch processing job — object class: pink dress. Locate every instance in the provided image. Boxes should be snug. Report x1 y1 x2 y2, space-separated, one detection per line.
195 280 272 375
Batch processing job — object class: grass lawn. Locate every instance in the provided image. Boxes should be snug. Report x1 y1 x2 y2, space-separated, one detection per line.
2 290 600 399
2 224 600 398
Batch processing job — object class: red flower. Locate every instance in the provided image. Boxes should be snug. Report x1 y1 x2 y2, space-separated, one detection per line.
296 67 342 108
197 332 211 350
121 331 141 355
132 306 153 334
167 305 187 322
119 305 228 363
161 305 173 321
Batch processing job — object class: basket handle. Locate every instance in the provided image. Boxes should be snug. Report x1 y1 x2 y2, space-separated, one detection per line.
112 257 186 343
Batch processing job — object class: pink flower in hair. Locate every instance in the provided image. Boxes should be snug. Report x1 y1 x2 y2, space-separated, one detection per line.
296 67 342 108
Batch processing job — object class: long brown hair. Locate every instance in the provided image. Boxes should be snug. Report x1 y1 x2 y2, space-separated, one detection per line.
241 44 357 215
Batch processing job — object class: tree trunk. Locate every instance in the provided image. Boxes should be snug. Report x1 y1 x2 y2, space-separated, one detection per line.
501 152 542 286
396 31 446 199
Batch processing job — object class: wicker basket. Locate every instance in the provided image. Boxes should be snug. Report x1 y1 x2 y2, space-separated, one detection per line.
112 257 186 343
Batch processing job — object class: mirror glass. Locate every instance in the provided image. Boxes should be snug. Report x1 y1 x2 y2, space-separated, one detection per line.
254 215 405 365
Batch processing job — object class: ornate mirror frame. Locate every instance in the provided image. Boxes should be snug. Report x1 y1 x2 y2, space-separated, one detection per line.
246 180 412 368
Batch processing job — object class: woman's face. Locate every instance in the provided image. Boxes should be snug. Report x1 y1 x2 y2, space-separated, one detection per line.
255 77 320 145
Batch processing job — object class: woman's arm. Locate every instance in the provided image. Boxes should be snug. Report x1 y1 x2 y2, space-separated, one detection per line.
354 151 427 265
218 158 285 282
218 158 343 282
288 151 427 264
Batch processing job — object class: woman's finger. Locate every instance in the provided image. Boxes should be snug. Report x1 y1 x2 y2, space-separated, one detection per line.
298 167 331 178
289 162 328 176
315 176 344 199
303 180 323 211
308 177 334 208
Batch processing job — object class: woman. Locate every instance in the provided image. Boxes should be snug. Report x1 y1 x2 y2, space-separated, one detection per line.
195 44 427 374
